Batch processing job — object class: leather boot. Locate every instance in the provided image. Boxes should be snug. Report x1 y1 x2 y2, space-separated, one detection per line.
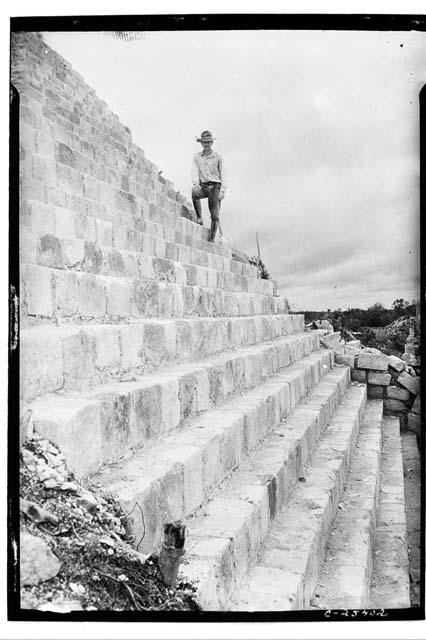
209 219 219 242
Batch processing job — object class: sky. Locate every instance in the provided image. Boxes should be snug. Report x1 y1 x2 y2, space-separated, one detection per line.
42 27 424 311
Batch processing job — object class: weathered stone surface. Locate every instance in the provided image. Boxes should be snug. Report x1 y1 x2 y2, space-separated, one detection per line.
387 354 406 373
367 371 391 386
411 393 421 415
20 327 64 402
397 371 420 396
386 385 410 402
335 354 355 369
367 384 384 399
357 352 389 371
352 369 366 383
21 264 53 318
20 530 60 585
384 398 408 413
407 412 420 433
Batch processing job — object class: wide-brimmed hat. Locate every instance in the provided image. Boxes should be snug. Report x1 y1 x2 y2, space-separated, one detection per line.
196 130 215 143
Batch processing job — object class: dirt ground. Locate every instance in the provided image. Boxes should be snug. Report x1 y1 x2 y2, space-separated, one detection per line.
401 431 421 607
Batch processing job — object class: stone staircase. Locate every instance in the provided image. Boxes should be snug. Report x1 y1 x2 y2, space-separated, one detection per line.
14 32 411 613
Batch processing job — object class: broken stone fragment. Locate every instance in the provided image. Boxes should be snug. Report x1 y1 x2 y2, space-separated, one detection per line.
77 490 98 513
397 371 420 396
20 499 59 525
37 600 84 612
43 478 58 489
20 530 61 585
387 355 406 373
60 481 79 492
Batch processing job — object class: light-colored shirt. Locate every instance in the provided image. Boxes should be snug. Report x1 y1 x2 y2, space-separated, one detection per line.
191 150 227 192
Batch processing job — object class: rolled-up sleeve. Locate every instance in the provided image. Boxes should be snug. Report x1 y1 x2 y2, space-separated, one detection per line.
191 155 199 185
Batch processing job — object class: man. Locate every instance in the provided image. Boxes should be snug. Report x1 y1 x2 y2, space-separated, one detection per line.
191 130 227 242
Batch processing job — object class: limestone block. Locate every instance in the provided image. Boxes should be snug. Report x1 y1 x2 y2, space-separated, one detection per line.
367 385 384 400
37 234 66 269
61 238 84 266
21 264 53 318
412 393 421 415
33 399 103 478
26 200 55 234
387 354 406 373
367 371 391 386
20 178 46 204
77 273 107 318
397 371 420 396
130 383 162 443
57 163 83 194
112 223 128 250
386 385 410 402
20 531 60 586
75 213 96 243
100 393 132 463
172 445 204 515
384 398 407 413
96 218 113 247
135 254 154 280
19 228 37 264
55 141 76 168
62 328 97 389
83 174 100 200
54 206 76 238
120 323 144 370
86 325 121 370
155 237 167 259
20 327 64 402
157 282 176 318
106 248 126 277
52 269 79 317
357 352 389 371
335 354 355 369
195 367 210 412
32 154 58 185
132 278 159 318
105 278 131 318
160 378 180 436
407 412 420 433
158 464 185 524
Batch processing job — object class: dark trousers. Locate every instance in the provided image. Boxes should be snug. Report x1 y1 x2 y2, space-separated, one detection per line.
192 182 221 221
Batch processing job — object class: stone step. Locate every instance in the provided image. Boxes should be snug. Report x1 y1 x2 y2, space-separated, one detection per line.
20 263 288 324
229 383 367 612
369 416 411 609
21 200 257 276
178 366 351 610
20 227 273 296
29 332 321 478
21 191 242 269
95 350 339 560
310 400 383 610
21 314 304 403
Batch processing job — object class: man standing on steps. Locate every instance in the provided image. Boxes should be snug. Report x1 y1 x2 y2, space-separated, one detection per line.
191 130 227 242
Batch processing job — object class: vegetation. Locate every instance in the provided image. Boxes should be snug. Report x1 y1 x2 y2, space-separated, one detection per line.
299 299 417 357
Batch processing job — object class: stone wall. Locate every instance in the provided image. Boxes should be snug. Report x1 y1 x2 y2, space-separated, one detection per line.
336 349 421 436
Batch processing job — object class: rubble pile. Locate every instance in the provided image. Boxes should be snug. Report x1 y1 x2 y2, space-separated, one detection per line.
336 347 421 446
19 437 199 612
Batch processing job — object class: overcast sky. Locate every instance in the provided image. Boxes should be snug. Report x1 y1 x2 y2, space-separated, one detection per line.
42 28 424 311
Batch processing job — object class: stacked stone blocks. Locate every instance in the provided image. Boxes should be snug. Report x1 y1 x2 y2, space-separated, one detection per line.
14 32 411 612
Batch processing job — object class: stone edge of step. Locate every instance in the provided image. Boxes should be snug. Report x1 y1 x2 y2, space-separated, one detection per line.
309 399 383 611
178 366 351 611
368 416 411 609
229 383 367 612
